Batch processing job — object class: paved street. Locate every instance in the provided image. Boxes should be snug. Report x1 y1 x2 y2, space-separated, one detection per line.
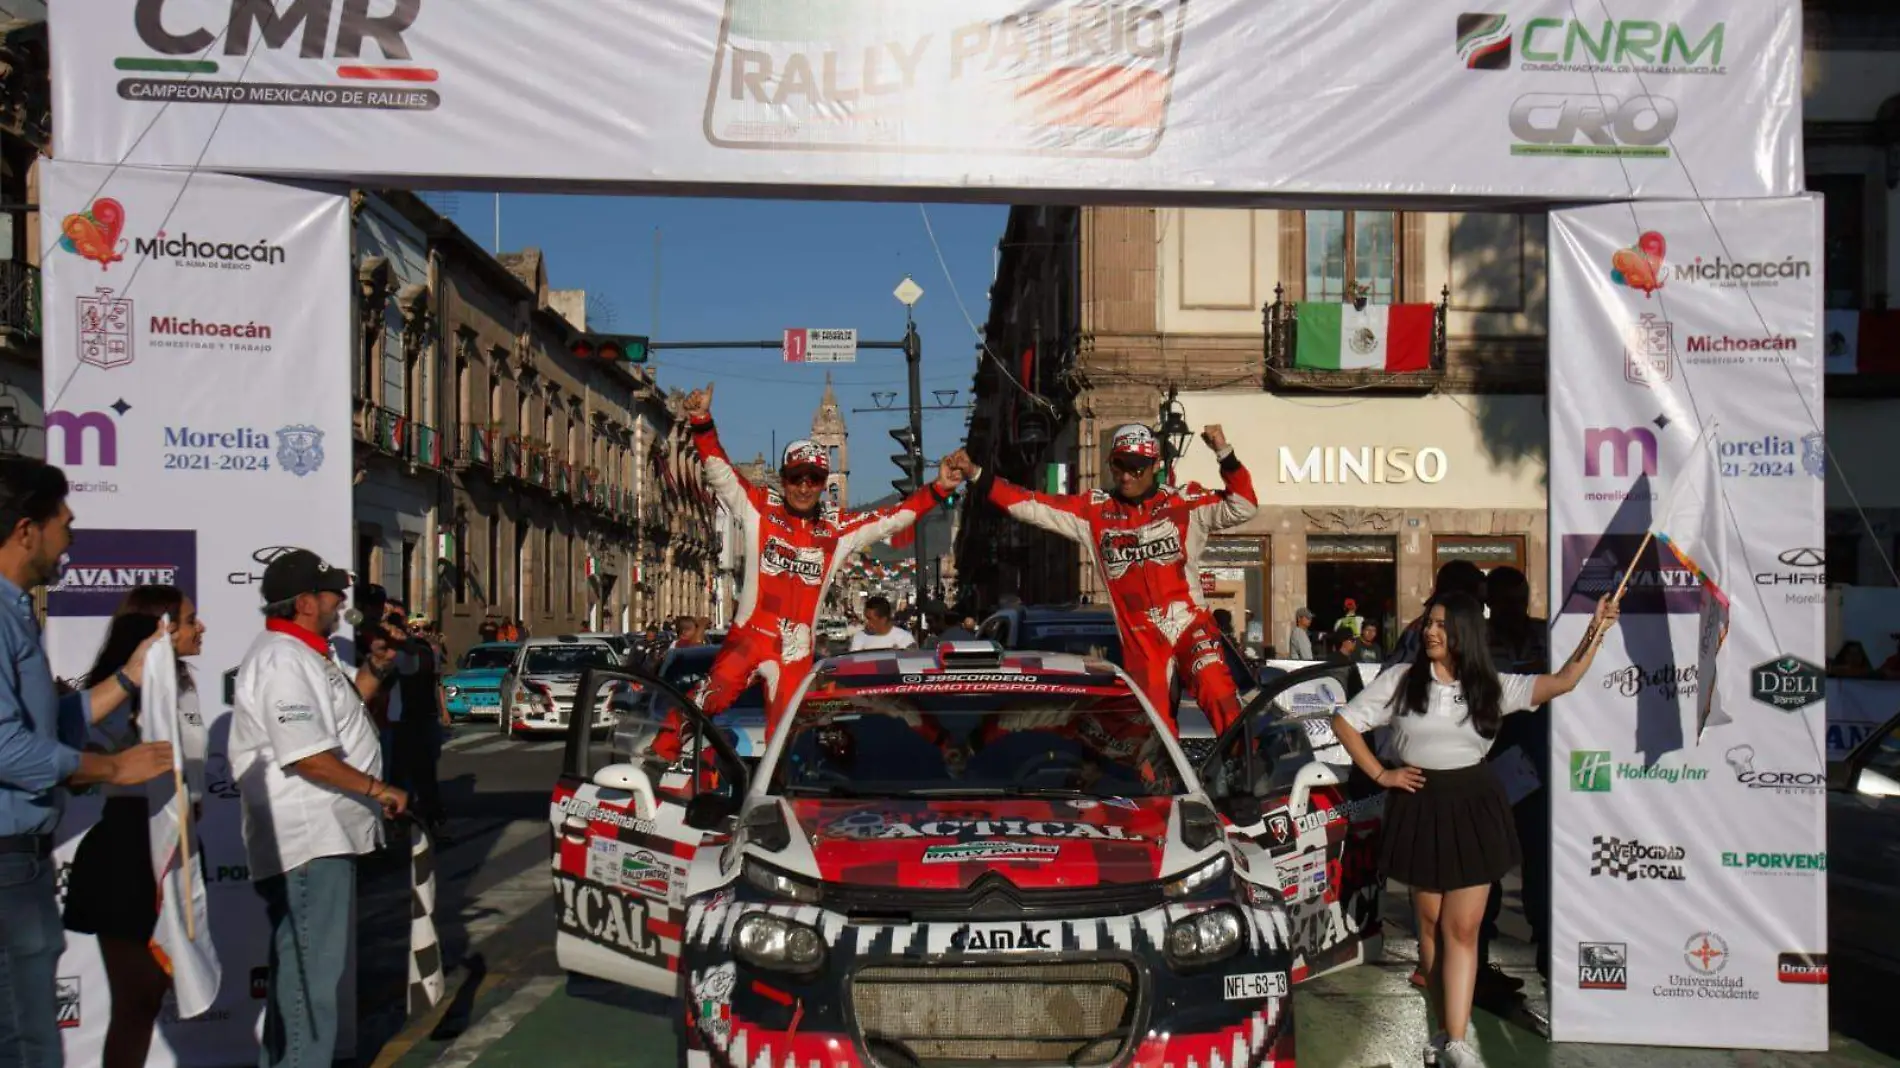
348 729 1900 1068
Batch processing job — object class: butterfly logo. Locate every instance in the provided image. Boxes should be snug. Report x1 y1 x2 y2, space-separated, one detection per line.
59 198 128 270
1610 231 1667 298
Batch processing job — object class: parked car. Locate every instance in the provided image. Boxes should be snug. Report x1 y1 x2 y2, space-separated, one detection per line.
578 632 633 663
500 635 624 736
443 642 518 722
548 644 1388 1067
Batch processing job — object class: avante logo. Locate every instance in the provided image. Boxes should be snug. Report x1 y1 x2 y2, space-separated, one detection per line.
47 528 198 618
58 198 127 270
124 0 440 112
1456 13 1511 70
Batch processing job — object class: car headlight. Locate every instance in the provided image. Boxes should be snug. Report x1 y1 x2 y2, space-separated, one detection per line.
1162 854 1231 899
444 685 461 698
1165 906 1244 968
742 858 821 904
734 912 828 975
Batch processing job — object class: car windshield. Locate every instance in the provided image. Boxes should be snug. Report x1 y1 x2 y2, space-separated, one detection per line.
525 644 620 674
459 646 515 670
1020 625 1122 660
770 680 1185 798
662 651 764 711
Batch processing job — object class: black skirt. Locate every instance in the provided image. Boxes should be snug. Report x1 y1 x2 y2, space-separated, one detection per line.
1379 762 1521 892
63 797 159 941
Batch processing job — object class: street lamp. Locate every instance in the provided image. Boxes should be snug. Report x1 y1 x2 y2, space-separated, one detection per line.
0 393 30 457
1158 386 1192 476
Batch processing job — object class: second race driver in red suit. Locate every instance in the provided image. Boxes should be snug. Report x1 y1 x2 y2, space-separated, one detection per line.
949 422 1257 735
661 384 962 758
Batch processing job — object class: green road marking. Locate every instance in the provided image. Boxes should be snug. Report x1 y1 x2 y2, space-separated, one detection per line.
114 57 220 73
439 983 676 1065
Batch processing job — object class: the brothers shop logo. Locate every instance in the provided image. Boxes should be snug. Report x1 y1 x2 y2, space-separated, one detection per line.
1601 663 1698 700
124 0 441 112
48 529 198 617
1562 533 1699 615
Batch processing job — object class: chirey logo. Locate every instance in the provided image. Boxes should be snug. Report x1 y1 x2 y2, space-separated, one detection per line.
123 0 440 111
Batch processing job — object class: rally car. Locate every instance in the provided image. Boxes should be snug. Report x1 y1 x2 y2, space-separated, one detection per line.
548 644 1386 1068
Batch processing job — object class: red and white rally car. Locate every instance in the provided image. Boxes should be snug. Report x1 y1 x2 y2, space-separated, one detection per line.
547 643 1385 1067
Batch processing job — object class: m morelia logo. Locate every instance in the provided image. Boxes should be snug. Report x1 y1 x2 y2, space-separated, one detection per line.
122 0 439 111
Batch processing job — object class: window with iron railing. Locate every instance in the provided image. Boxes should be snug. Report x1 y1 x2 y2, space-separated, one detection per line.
0 263 40 341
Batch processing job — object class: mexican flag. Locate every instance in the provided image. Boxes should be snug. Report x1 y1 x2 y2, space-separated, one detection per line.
1294 303 1433 372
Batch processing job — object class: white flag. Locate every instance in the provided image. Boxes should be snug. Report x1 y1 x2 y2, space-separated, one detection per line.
140 628 221 1017
1647 425 1732 740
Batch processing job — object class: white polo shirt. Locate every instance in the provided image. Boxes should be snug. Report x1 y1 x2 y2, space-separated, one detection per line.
230 624 384 879
849 626 917 652
1340 663 1539 770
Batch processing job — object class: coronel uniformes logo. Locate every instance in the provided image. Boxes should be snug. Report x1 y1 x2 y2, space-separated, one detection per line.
1722 745 1823 794
126 0 440 112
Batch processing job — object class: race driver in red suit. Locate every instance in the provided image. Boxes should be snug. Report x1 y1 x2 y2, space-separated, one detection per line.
658 384 962 759
949 422 1257 735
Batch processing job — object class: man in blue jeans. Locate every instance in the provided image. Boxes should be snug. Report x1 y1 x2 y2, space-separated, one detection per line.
0 459 171 1067
230 550 404 1068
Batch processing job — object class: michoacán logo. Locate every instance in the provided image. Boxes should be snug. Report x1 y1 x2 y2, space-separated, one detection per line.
124 0 440 111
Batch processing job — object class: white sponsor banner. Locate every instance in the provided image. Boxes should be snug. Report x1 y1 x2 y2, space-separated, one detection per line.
1548 197 1826 1050
41 159 353 1066
53 0 1798 203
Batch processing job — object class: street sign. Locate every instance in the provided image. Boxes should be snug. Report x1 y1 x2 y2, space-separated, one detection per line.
783 328 858 364
894 277 925 307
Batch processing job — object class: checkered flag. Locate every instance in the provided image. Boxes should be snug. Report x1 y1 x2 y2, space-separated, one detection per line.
1590 835 1634 880
408 819 445 1014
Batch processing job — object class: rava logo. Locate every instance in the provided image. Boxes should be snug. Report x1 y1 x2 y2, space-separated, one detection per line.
1508 93 1676 159
134 231 288 271
1578 941 1627 991
125 0 440 111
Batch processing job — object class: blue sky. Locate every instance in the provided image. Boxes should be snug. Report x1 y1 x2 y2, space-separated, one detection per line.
426 194 1005 504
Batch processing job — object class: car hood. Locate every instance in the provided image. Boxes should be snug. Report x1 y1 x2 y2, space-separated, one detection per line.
446 669 507 688
787 797 1174 889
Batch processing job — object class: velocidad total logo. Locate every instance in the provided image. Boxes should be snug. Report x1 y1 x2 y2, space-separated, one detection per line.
124 0 440 112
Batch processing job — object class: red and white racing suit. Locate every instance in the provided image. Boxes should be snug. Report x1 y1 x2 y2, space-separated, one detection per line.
971 454 1259 735
680 415 948 745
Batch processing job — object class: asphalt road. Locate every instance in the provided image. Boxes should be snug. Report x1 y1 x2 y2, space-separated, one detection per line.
348 727 1900 1068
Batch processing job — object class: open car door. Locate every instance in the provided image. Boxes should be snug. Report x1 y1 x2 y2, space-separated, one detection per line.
1199 661 1386 983
549 667 749 995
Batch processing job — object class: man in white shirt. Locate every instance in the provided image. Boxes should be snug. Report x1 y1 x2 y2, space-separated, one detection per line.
230 549 404 1068
848 596 916 652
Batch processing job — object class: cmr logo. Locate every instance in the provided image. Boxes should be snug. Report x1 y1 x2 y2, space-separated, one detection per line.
125 0 440 111
1578 942 1627 991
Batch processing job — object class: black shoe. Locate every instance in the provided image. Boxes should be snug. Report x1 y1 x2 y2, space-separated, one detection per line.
1477 962 1525 996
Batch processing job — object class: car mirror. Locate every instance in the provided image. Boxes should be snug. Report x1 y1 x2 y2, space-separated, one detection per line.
684 792 738 830
1858 767 1900 798
590 762 657 817
1289 760 1342 817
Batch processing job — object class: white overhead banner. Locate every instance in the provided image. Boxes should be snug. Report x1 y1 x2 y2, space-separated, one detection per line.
1547 196 1826 1050
52 0 1800 203
39 159 354 1066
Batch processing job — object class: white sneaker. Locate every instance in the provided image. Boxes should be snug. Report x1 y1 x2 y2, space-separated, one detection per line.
1440 1040 1485 1068
1422 1032 1449 1066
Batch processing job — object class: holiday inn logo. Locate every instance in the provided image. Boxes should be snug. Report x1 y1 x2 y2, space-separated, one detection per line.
1571 750 1708 791
120 0 440 111
1457 14 1512 70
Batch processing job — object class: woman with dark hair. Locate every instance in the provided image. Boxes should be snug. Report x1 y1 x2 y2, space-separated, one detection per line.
1331 591 1618 1068
62 585 209 1068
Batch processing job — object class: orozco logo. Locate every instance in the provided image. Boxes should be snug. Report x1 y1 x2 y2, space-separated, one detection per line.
1777 952 1827 985
758 536 825 584
1098 520 1182 579
125 0 440 112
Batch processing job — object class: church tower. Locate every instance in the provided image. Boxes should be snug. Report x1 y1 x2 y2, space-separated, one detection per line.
811 372 849 507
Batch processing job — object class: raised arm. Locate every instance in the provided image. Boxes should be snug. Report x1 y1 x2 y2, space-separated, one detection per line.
683 384 762 515
836 455 964 556
952 448 1094 546
1531 596 1621 706
1186 424 1258 532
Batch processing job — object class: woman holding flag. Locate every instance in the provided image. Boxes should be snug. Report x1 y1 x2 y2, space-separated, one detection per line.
62 586 208 1068
1330 591 1620 1068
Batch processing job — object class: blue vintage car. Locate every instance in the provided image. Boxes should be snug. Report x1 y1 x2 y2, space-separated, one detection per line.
444 642 518 721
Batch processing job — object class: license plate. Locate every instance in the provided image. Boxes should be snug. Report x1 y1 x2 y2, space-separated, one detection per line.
1223 972 1288 1000
471 705 499 716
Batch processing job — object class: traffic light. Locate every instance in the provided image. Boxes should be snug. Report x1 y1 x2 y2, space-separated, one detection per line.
889 426 920 494
570 331 650 365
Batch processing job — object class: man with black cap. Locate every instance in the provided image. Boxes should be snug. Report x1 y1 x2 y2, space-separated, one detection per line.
950 421 1258 735
673 384 961 748
229 549 404 1068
